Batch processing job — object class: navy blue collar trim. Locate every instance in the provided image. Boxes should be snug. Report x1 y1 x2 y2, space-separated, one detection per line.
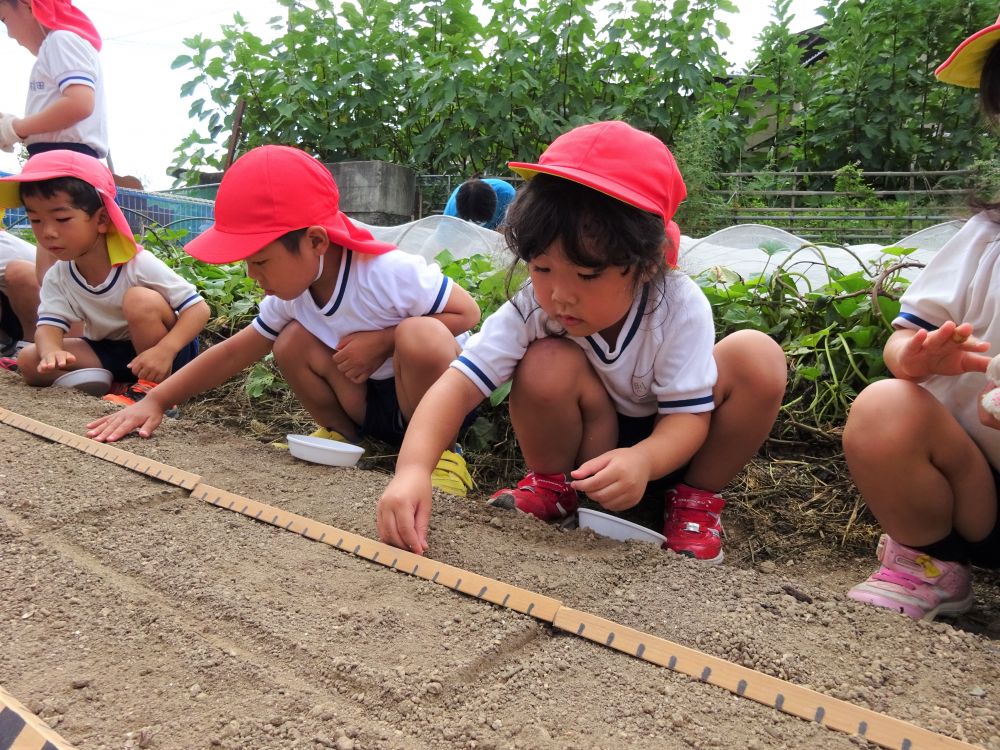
69 263 121 295
584 283 649 364
324 250 352 317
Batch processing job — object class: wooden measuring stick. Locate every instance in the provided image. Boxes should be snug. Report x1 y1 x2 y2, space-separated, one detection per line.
0 684 77 750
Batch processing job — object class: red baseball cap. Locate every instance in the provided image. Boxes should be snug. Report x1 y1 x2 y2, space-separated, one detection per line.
185 145 396 264
935 14 1000 88
509 121 687 266
0 150 139 265
31 0 102 51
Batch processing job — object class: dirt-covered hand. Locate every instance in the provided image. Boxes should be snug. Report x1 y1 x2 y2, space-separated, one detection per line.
128 344 174 383
377 471 432 555
37 349 76 373
896 321 990 380
570 448 651 511
86 399 165 442
333 330 394 384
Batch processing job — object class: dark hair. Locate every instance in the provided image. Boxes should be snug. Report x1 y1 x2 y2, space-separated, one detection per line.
502 173 668 281
969 43 1000 214
19 176 103 215
455 179 498 224
276 228 307 254
980 42 1000 122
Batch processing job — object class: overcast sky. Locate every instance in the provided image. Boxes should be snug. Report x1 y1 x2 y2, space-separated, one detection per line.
0 1 822 190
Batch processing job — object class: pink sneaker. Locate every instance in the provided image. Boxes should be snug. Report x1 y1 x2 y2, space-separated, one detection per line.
662 484 725 564
488 471 578 521
847 534 973 621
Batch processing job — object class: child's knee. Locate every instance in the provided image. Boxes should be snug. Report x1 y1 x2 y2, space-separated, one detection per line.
716 330 787 399
16 344 43 385
5 259 39 294
512 339 589 398
843 379 915 454
122 287 171 325
394 317 452 362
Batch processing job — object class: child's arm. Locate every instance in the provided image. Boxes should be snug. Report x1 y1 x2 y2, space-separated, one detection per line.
86 325 273 442
10 85 95 143
128 300 211 383
377 369 485 554
34 325 75 372
571 411 711 511
434 284 481 335
885 322 990 382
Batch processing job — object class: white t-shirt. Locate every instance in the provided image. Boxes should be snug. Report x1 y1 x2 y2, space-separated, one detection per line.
0 231 36 293
893 212 1000 469
252 249 461 381
452 272 717 417
25 30 108 157
38 250 203 341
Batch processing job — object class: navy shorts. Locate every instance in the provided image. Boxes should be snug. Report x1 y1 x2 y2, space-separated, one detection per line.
362 376 478 448
84 337 200 383
0 292 23 342
915 465 1000 570
580 412 686 531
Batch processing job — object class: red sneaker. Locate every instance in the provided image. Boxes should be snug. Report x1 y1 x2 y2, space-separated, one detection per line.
662 483 725 564
488 471 578 521
102 379 158 407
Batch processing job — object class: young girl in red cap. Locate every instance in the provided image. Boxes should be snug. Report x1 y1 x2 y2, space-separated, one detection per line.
0 0 107 158
843 18 1000 621
378 120 787 561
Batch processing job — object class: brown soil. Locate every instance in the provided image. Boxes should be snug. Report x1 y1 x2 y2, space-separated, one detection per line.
2 374 999 750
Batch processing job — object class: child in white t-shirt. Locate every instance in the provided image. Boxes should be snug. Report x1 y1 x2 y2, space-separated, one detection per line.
0 151 209 400
0 229 37 359
85 145 482 496
843 18 1000 621
0 0 108 158
378 121 787 560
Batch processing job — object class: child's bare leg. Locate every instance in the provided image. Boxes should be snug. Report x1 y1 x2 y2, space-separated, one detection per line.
122 287 176 353
393 316 461 421
4 259 39 340
17 339 104 386
272 321 365 440
684 330 787 491
509 338 617 474
843 379 996 546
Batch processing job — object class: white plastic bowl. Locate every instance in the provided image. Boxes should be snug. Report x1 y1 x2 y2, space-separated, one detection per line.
51 367 113 397
578 508 667 546
287 434 364 467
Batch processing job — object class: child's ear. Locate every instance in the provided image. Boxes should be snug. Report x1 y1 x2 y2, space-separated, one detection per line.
303 225 330 255
94 207 110 234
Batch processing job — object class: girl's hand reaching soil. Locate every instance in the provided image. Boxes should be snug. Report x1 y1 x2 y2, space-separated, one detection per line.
377 469 432 555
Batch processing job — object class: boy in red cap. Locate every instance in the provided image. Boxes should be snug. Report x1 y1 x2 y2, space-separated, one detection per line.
86 145 482 497
0 151 210 397
842 17 1000 621
0 0 107 158
378 121 787 560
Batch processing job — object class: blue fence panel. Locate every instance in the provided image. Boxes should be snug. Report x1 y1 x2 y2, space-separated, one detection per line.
1 171 216 240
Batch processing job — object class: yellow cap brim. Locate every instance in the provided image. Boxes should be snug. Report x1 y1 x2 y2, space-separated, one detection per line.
935 25 1000 88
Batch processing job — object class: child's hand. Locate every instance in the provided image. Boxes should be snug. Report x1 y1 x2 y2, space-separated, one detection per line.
333 330 394 384
0 114 18 152
37 349 76 373
896 321 990 380
128 345 174 383
377 471 432 554
86 400 165 442
571 448 651 511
